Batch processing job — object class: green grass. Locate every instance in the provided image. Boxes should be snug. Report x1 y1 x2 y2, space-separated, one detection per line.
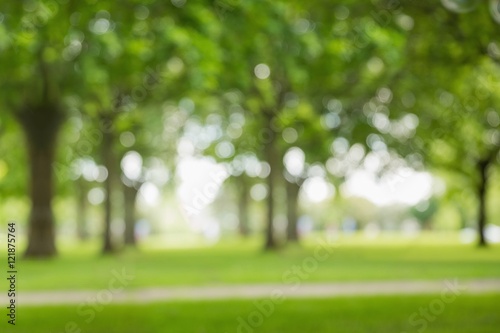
5 294 500 333
3 233 500 291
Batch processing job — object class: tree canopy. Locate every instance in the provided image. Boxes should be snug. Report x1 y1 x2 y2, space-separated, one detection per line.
0 0 499 257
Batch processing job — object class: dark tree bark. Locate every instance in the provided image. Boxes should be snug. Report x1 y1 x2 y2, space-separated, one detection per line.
123 183 139 246
286 180 301 243
237 175 250 237
15 51 66 258
264 120 278 250
76 177 89 240
476 156 493 247
17 102 64 258
101 115 116 254
24 140 58 257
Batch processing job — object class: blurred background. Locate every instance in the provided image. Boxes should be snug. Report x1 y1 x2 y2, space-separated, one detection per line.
0 1 500 331
1 0 499 255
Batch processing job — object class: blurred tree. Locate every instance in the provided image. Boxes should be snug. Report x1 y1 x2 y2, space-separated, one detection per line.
69 0 221 252
410 198 439 230
389 2 500 246
213 0 328 249
0 0 222 256
284 0 411 242
0 2 85 257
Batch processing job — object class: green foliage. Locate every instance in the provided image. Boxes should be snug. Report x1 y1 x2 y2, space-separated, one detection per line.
1 0 500 249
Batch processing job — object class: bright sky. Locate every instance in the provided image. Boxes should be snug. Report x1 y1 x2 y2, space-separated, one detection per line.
176 156 229 215
176 156 435 209
341 169 434 206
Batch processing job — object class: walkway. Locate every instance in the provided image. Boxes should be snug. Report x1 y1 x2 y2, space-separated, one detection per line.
5 278 500 306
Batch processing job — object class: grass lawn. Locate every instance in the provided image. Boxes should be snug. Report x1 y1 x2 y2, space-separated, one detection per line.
2 233 500 291
5 294 500 333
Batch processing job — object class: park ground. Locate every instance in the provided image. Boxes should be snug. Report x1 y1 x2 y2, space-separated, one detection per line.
1 232 499 332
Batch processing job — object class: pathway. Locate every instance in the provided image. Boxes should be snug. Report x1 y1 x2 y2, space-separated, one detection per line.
4 278 500 306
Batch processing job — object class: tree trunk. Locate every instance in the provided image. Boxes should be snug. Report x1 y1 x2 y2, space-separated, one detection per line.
477 157 491 247
123 183 139 246
454 203 467 230
264 122 277 250
15 52 65 258
17 101 63 258
24 141 58 257
101 121 115 254
286 180 301 243
76 177 89 240
237 176 250 237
